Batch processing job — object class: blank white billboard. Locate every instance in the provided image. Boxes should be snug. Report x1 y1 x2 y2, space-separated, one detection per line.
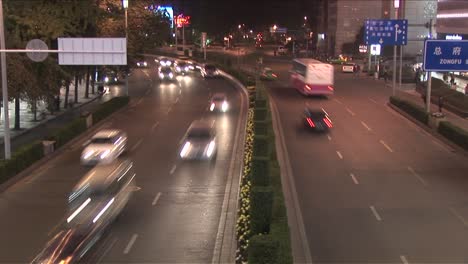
58 38 127 65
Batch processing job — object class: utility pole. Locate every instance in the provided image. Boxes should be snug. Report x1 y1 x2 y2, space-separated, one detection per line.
425 19 434 113
0 0 11 159
398 0 404 89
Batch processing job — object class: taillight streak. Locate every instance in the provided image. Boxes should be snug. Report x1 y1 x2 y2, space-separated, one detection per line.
328 86 334 91
323 117 333 128
306 118 315 127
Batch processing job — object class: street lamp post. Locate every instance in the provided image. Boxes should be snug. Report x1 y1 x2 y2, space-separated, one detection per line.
0 0 10 159
123 0 129 96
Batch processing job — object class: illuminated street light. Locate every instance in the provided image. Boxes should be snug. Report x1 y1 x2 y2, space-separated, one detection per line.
304 16 307 20
238 24 241 29
122 0 128 9
273 24 277 31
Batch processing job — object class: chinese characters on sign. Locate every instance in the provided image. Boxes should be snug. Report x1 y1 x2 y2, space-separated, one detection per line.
423 40 468 71
364 19 408 46
175 15 191 28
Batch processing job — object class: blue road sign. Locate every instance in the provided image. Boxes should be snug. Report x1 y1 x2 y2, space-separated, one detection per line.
423 40 468 71
364 19 408 46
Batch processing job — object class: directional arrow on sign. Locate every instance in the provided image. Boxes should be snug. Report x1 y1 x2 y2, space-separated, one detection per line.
379 38 384 44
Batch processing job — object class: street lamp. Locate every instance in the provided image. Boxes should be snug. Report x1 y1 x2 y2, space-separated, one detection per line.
304 16 307 20
273 24 277 31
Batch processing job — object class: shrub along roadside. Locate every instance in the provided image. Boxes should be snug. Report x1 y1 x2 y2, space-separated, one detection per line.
0 96 130 186
438 121 468 151
390 96 429 125
235 81 292 263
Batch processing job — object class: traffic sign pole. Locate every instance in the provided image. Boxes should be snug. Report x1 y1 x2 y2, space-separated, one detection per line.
426 73 432 113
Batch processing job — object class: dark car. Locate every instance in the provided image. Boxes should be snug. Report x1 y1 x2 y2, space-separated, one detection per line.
158 66 175 81
303 108 333 132
202 64 218 78
175 61 190 75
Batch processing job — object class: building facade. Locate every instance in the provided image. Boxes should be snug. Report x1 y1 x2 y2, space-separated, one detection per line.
436 0 468 38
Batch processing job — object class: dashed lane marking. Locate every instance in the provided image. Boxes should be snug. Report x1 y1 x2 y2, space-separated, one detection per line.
407 166 428 187
152 192 162 206
336 151 343 159
350 173 359 185
370 206 382 221
379 140 394 153
123 234 138 254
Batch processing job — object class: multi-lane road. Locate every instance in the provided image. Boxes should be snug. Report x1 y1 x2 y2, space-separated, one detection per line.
265 57 468 263
0 60 246 263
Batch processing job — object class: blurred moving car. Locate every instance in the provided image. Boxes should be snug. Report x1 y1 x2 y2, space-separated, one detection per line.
260 67 278 80
136 60 148 68
303 107 333 132
158 66 175 81
81 129 128 166
342 63 355 73
179 120 217 161
159 57 173 67
201 64 219 78
32 160 136 264
209 93 229 112
277 46 287 55
175 61 190 75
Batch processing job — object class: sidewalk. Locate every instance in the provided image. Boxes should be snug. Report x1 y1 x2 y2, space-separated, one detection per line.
0 80 120 159
389 83 468 132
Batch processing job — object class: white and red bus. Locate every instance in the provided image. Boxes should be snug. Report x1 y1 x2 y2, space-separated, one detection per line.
290 58 334 96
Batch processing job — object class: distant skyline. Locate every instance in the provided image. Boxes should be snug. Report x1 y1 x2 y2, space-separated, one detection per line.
165 0 320 35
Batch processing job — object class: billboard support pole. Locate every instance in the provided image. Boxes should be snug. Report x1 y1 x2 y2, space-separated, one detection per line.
426 72 432 113
368 46 372 72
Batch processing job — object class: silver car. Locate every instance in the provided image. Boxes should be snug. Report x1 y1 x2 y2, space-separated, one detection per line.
209 93 229 112
179 121 217 161
81 129 128 166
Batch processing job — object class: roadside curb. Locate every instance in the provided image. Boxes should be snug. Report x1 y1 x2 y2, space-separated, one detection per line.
0 100 132 193
387 102 468 157
269 96 312 263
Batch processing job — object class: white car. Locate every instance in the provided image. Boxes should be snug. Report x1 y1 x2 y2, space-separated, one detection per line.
136 61 148 67
81 129 128 166
342 63 355 73
179 121 217 161
209 93 229 112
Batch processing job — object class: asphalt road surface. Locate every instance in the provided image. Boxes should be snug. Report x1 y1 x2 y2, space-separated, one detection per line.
265 58 468 263
0 62 246 263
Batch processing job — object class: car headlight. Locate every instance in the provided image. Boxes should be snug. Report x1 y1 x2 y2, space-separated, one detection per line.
222 101 229 112
100 150 110 159
169 73 174 78
159 73 164 78
176 66 181 72
206 141 215 157
114 77 117 82
180 142 191 158
83 150 95 160
185 67 189 71
144 62 147 66
104 77 109 83
210 103 215 111
167 61 172 66
137 62 141 66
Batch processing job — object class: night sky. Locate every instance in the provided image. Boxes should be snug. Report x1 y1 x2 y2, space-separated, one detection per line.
175 0 320 35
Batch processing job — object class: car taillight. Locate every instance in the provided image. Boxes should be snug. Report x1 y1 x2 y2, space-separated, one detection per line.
328 86 334 91
305 85 311 90
272 74 277 77
306 117 315 127
323 117 333 128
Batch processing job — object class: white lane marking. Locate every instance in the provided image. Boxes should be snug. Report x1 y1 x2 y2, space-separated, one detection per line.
145 89 151 95
379 140 394 153
370 206 382 221
333 98 343 104
369 98 379 104
400 255 409 264
170 165 177 175
143 71 150 77
361 121 372 131
136 98 143 105
179 89 182 95
350 173 359 185
152 192 162 206
166 106 172 114
97 237 118 263
123 234 138 254
336 151 343 160
449 207 468 226
327 135 332 141
346 107 356 116
407 166 428 187
151 122 159 132
131 139 143 152
175 97 179 104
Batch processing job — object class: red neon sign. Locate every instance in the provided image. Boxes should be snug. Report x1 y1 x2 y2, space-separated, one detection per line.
175 15 191 28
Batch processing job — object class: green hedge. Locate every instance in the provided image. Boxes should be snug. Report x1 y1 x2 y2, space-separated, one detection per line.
253 135 269 158
390 96 429 125
248 234 279 264
254 121 268 136
250 186 274 235
50 117 87 148
254 108 268 121
438 121 468 151
0 141 44 184
93 96 130 124
251 157 270 186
